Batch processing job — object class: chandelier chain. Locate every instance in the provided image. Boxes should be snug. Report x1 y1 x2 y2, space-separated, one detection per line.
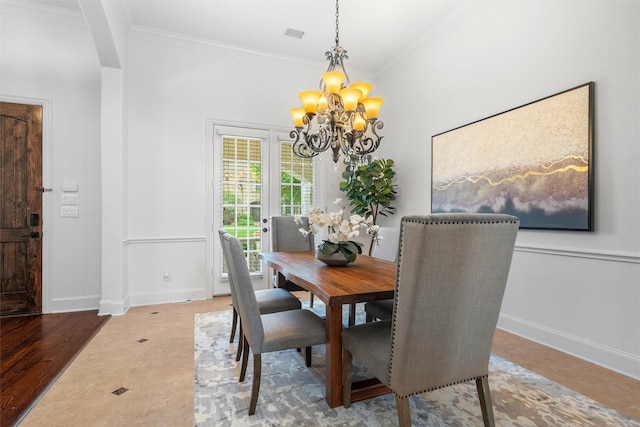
334 0 340 47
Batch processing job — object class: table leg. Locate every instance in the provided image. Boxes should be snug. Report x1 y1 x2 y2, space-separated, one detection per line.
325 303 343 408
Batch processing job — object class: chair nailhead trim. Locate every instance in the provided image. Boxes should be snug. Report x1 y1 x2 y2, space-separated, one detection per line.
396 375 489 399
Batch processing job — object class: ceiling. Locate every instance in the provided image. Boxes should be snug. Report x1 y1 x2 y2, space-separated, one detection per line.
25 0 465 73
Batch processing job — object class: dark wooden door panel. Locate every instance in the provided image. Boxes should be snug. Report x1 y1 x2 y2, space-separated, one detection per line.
0 102 42 316
1 241 32 313
1 116 27 228
1 242 28 292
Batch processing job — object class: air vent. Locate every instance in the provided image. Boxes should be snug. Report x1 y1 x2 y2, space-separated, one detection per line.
284 28 305 39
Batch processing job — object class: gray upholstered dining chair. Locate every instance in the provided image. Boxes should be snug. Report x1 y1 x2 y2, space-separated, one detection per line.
221 232 326 415
342 213 519 426
218 230 302 362
270 216 316 307
364 226 400 322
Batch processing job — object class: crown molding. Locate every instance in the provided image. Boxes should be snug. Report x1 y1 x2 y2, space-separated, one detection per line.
128 25 375 79
1 0 85 27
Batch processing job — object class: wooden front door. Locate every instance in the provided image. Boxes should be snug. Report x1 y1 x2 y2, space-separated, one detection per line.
0 102 43 316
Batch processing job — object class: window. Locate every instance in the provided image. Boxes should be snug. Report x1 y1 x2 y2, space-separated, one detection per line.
279 140 315 216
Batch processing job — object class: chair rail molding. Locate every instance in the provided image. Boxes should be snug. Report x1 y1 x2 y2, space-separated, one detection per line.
125 236 207 245
515 244 639 264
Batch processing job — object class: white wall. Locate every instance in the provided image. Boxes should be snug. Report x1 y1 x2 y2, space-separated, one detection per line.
0 2 103 312
375 0 640 378
125 31 374 305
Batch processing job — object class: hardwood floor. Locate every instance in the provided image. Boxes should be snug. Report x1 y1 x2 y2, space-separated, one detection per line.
492 329 640 420
0 311 110 427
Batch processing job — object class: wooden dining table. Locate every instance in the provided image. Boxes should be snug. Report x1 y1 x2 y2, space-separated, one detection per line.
259 251 396 408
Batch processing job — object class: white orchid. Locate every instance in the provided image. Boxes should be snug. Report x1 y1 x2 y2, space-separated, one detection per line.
294 198 379 262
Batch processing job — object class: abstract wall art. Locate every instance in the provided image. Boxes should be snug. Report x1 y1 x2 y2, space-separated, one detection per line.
431 82 594 230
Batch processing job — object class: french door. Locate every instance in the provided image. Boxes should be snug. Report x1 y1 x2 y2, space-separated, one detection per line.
210 124 317 296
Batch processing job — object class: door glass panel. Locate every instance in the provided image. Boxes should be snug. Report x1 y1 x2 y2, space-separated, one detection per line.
279 141 315 216
221 136 263 275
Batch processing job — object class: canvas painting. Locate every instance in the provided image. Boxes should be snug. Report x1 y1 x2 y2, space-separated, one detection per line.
431 82 594 231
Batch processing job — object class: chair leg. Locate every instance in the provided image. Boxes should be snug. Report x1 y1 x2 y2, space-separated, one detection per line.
248 354 262 415
310 292 314 308
305 346 312 367
395 394 412 427
342 349 353 408
230 307 238 343
239 336 250 382
235 322 243 362
476 377 496 427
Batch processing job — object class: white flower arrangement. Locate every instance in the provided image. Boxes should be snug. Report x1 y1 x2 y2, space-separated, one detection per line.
295 198 379 262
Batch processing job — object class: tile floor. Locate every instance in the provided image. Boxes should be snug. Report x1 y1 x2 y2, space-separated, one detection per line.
19 294 640 426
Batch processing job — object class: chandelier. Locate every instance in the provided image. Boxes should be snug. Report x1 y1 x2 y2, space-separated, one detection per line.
289 0 384 167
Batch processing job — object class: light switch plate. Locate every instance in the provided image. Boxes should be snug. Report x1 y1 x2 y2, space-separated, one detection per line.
61 194 79 205
61 206 79 217
61 181 78 192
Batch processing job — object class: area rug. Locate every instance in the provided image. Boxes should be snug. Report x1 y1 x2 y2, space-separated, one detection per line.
194 303 639 426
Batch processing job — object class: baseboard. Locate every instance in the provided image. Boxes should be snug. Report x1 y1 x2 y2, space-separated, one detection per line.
129 288 209 307
49 295 101 314
498 313 640 381
98 296 131 316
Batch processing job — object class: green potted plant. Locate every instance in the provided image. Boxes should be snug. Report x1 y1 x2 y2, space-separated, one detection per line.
340 157 398 255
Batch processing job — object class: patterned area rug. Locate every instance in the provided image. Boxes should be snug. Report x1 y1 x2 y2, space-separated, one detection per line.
194 303 638 426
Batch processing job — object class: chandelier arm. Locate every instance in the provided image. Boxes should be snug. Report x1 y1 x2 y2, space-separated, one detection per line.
371 119 384 136
291 128 318 159
318 115 334 151
350 120 384 156
293 115 338 158
309 122 333 153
